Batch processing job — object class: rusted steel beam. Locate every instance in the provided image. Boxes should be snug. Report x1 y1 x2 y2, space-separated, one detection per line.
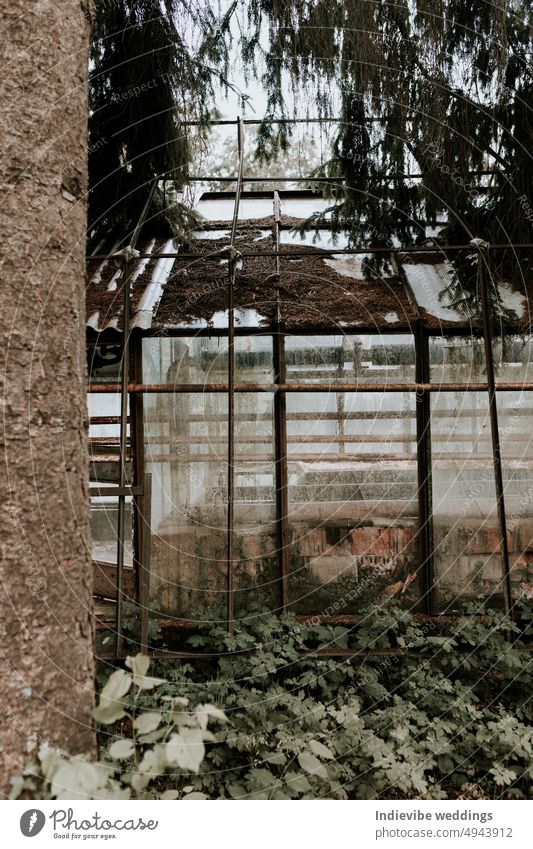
185 171 501 183
140 473 151 655
89 416 127 425
88 381 533 394
415 323 434 615
89 485 143 496
115 251 130 658
273 189 290 611
226 117 246 632
89 242 533 261
475 242 513 624
131 335 147 653
115 179 159 658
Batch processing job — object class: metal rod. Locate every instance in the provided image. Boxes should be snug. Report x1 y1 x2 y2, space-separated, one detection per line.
226 117 246 631
88 381 533 394
115 178 158 657
132 335 147 653
273 190 290 610
183 170 502 183
89 486 143 496
475 242 513 624
415 323 434 615
115 252 130 658
140 473 151 655
89 242 533 262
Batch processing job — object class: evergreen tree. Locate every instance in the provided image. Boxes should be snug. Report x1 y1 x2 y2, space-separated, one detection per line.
243 0 532 305
88 0 236 243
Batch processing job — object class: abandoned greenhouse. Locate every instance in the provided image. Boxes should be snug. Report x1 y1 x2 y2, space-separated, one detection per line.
86 125 533 657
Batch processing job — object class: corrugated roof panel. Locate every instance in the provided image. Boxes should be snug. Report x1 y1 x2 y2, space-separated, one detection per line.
402 261 466 322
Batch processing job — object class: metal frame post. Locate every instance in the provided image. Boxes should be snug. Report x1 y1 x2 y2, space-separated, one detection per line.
226 117 245 631
273 190 290 609
415 322 434 614
474 240 513 622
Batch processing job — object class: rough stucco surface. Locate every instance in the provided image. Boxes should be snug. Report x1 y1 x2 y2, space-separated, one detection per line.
0 1 96 791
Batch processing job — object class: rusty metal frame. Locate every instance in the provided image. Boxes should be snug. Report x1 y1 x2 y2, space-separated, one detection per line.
115 179 158 656
87 180 533 655
272 190 290 610
415 322 434 614
131 333 151 653
89 381 533 394
89 242 533 262
225 117 246 631
475 243 513 623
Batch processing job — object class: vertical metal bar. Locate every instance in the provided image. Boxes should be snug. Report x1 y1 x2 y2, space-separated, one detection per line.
115 256 130 658
474 241 513 621
273 189 290 609
131 334 147 652
140 473 152 654
415 322 433 614
226 118 245 631
115 178 159 657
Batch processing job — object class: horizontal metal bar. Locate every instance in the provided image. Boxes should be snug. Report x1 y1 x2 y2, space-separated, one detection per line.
88 381 533 394
88 242 533 262
188 171 502 183
90 416 127 425
89 485 143 496
189 176 345 183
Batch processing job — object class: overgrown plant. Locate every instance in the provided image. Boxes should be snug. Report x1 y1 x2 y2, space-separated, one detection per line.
13 604 533 800
11 655 227 800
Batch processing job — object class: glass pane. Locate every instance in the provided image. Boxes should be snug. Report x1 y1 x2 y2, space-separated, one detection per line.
143 335 273 384
144 393 228 616
429 336 486 384
494 335 533 384
429 334 533 385
497 391 533 602
88 393 129 484
286 391 419 614
431 391 501 610
91 495 133 567
233 393 279 617
285 334 415 385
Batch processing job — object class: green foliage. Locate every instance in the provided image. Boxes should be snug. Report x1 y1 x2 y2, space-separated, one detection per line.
88 0 236 241
13 605 533 800
11 654 227 800
135 604 533 800
243 0 533 299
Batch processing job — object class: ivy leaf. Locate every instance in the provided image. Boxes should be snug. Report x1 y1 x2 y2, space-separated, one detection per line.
298 751 329 780
108 739 135 761
263 752 287 766
137 728 167 745
134 712 162 734
165 729 205 773
490 766 517 786
126 654 150 679
285 772 312 794
131 746 166 793
92 669 132 724
137 676 166 691
195 703 228 729
50 761 107 800
309 740 335 760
